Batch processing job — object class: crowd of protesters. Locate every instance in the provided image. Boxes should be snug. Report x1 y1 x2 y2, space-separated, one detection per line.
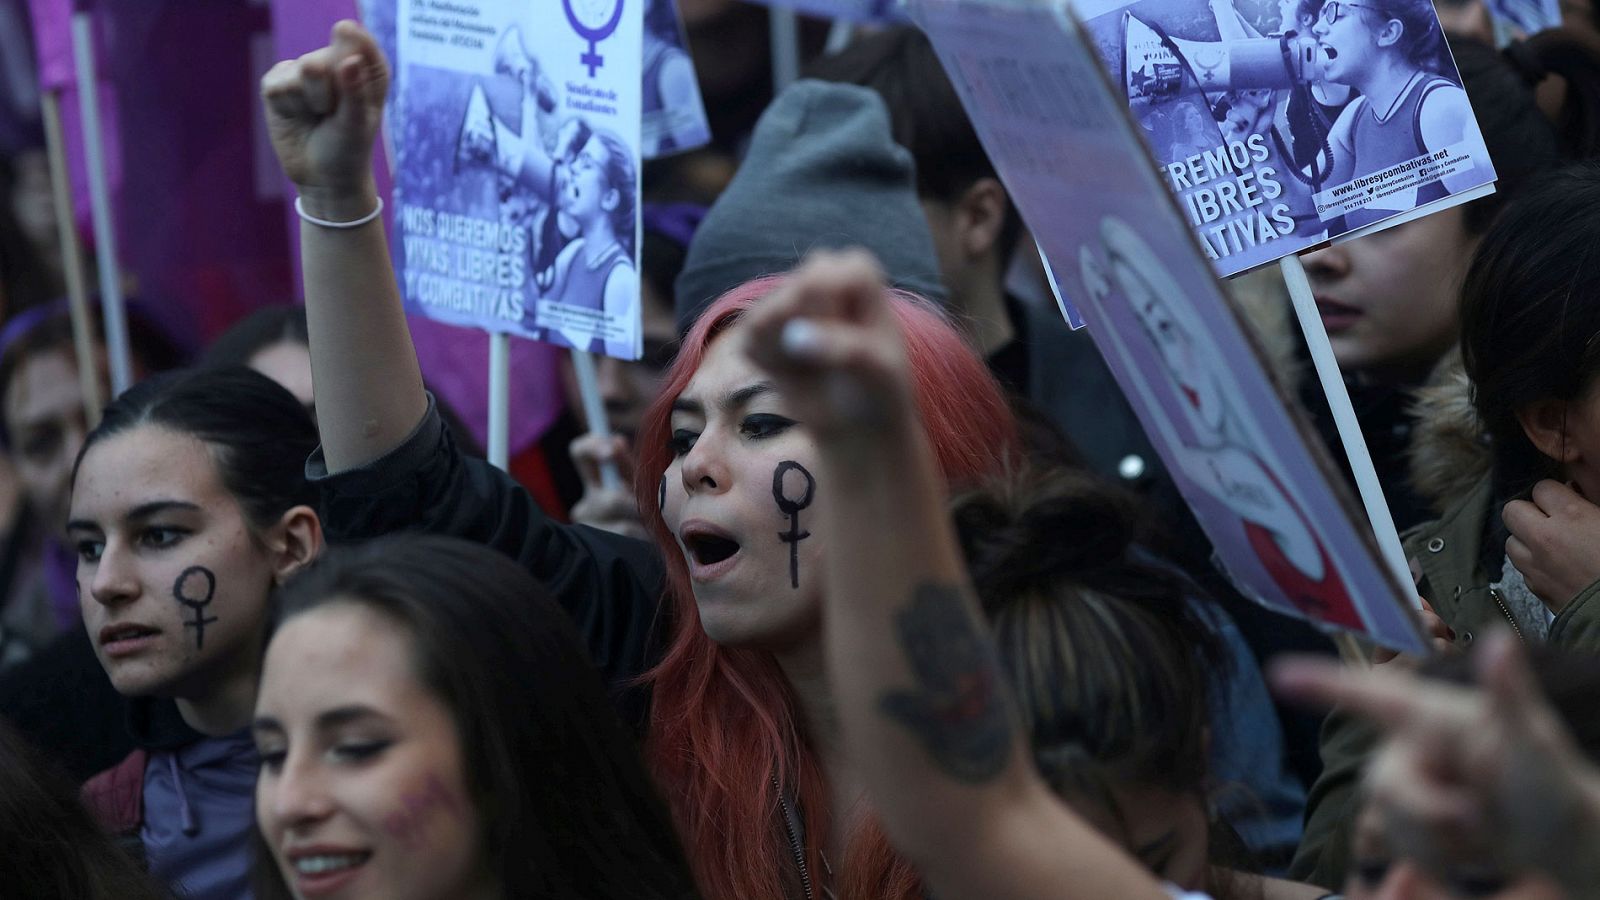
1 1 1599 898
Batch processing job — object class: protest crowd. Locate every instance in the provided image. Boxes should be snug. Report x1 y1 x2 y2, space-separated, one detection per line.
2 0 1600 898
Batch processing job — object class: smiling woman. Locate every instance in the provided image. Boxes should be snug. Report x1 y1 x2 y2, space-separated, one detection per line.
251 534 699 900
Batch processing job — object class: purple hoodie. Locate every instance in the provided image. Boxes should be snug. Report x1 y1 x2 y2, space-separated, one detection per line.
141 728 259 900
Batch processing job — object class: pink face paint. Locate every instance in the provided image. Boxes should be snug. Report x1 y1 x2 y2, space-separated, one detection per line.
382 774 466 845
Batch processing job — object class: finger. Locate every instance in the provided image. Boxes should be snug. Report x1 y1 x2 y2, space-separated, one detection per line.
1505 533 1533 572
335 37 390 113
1477 630 1546 736
775 318 900 384
1530 479 1584 517
568 433 608 489
792 248 890 324
1421 609 1457 643
298 57 336 117
1369 746 1487 847
1502 498 1545 537
609 435 637 484
264 80 315 127
1268 656 1425 729
330 18 384 65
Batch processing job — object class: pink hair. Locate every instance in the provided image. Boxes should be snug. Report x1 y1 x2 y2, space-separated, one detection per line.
632 275 1022 900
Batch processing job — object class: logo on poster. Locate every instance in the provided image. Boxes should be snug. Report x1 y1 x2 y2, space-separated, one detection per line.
564 0 626 77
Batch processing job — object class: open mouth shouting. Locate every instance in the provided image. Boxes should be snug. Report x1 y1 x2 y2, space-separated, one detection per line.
679 520 743 582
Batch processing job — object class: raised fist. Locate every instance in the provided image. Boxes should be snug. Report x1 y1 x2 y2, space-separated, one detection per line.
261 20 388 213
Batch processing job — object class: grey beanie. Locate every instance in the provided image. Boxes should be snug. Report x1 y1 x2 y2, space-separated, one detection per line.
673 79 947 334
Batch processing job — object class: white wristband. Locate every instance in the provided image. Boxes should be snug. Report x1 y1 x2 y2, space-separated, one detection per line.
294 195 384 230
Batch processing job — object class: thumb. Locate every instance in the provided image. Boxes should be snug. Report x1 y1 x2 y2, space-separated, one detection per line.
330 21 387 125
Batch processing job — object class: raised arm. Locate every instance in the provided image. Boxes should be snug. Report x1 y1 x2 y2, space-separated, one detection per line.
261 20 428 473
736 250 1172 900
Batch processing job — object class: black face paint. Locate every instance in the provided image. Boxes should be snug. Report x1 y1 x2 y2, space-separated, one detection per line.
173 566 218 650
658 474 667 513
772 461 815 589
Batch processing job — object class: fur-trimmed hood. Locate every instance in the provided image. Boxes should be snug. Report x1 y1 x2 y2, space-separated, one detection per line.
1406 348 1493 518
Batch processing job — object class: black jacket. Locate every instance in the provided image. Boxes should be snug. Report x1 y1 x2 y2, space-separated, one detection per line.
308 398 668 730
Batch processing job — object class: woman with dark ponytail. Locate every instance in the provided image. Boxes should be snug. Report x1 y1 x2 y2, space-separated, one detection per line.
70 368 323 899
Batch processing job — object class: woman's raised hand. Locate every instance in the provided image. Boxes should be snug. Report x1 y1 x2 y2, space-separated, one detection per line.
1273 632 1600 894
738 249 917 445
261 20 388 218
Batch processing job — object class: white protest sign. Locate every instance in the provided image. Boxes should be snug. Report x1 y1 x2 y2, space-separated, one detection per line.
912 0 1426 652
394 0 645 359
1072 0 1496 276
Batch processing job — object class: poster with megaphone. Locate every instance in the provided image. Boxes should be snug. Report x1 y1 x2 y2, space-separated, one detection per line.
1073 0 1497 275
911 0 1427 653
392 0 645 360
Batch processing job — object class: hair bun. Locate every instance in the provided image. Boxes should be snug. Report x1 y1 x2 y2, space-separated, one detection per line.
952 467 1140 604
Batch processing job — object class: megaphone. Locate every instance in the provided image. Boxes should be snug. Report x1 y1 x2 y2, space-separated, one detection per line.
1122 12 1321 100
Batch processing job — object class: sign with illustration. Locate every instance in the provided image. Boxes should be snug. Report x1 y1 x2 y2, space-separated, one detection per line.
1075 0 1496 275
394 0 645 359
913 0 1426 652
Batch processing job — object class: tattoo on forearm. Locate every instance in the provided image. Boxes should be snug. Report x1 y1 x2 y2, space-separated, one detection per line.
878 583 1012 784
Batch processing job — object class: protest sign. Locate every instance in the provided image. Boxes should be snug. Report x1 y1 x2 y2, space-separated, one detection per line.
394 0 645 359
1069 0 1496 275
642 0 711 157
913 0 1426 652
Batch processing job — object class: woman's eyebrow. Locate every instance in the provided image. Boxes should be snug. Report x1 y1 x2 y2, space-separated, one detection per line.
722 381 775 409
67 499 201 534
125 500 202 522
314 704 395 730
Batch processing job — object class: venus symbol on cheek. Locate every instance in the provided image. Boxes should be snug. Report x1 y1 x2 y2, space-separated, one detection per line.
772 461 815 589
173 566 217 651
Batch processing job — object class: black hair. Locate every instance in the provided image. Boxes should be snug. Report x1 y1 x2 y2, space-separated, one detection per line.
1452 31 1600 234
255 534 701 900
71 367 319 529
0 720 172 899
200 305 309 370
952 465 1225 815
804 27 1024 267
1459 162 1600 495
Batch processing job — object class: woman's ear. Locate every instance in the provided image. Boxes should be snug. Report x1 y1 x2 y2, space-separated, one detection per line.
601 186 621 213
955 177 1009 260
1375 17 1403 47
268 505 324 586
1516 399 1580 464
